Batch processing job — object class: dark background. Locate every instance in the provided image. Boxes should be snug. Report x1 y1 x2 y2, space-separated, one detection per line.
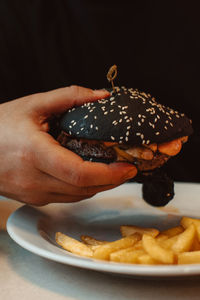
0 0 199 182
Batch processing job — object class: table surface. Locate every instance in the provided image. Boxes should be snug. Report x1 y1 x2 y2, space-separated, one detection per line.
1 199 200 300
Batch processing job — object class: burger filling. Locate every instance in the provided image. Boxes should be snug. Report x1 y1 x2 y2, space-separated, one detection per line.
57 131 188 171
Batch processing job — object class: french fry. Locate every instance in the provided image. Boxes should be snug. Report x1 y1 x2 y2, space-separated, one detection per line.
156 233 168 242
178 251 200 264
195 225 200 242
181 217 200 242
181 220 200 251
191 235 200 251
93 233 141 260
110 248 145 263
180 217 200 229
56 215 200 265
159 235 179 250
172 224 195 253
87 245 101 251
131 240 143 250
137 254 158 265
81 235 107 246
55 232 93 257
109 246 138 262
120 225 159 238
161 226 184 238
142 234 174 264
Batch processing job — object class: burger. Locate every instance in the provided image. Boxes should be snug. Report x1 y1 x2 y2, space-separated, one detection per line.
57 86 193 206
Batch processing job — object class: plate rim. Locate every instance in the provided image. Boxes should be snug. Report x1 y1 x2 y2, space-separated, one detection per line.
6 182 200 277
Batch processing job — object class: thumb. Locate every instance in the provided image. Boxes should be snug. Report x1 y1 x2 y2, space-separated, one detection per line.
31 85 110 115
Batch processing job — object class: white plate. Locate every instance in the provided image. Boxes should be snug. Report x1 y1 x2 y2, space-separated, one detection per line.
7 182 200 278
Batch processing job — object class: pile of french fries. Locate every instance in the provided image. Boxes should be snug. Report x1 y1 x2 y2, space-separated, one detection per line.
55 216 200 265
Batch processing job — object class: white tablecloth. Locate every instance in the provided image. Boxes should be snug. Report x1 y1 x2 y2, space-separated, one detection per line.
0 199 200 300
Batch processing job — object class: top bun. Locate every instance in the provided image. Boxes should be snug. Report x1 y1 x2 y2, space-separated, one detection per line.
60 87 193 145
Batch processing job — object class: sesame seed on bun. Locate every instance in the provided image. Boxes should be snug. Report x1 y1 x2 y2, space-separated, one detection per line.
60 86 193 146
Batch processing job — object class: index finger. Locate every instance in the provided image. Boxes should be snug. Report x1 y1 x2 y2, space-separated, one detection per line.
31 86 110 115
33 133 137 187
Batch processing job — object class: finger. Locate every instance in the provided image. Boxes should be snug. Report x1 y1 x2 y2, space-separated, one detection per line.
25 168 121 195
49 192 95 203
40 173 121 195
31 85 110 115
33 132 137 187
20 193 92 206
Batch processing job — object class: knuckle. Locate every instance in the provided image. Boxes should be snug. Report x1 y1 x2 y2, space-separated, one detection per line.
24 93 41 111
70 171 85 187
68 85 81 95
67 164 89 187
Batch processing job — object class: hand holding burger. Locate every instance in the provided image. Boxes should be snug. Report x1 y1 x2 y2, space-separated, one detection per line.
0 86 137 206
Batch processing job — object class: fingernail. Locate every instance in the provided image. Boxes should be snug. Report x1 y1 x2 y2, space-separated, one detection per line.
123 168 137 181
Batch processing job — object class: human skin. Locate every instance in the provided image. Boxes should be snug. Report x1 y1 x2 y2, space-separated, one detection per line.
0 86 137 206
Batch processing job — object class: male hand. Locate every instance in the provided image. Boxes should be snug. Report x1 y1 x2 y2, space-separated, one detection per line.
0 86 137 205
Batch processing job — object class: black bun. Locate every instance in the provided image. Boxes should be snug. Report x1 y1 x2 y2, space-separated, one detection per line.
60 87 193 145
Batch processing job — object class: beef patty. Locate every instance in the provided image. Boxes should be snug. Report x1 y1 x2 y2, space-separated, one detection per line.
58 131 170 171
